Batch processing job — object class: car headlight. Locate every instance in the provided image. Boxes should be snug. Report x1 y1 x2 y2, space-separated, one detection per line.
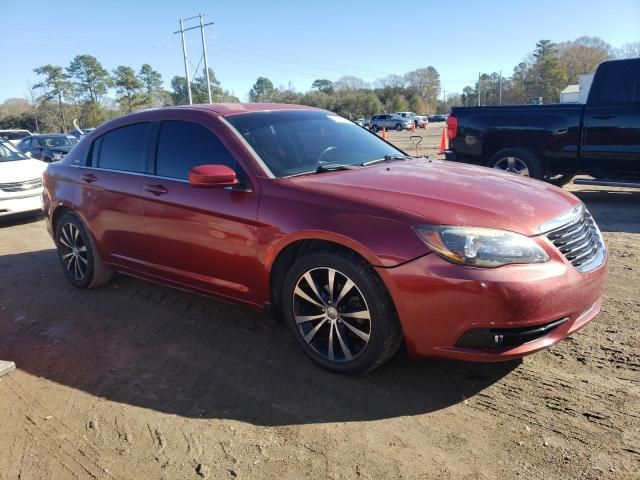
413 225 550 268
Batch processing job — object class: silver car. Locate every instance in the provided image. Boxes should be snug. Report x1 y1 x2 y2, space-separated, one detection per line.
369 114 413 132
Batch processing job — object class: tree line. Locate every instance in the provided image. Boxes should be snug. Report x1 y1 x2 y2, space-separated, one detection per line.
0 37 637 133
0 54 237 133
458 37 640 106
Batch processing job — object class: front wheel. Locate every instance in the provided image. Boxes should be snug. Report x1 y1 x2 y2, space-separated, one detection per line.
487 148 543 180
281 251 403 374
55 212 113 288
395 123 403 131
370 125 379 132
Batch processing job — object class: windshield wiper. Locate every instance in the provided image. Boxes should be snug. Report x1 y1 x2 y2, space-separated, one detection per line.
361 154 412 166
315 164 359 173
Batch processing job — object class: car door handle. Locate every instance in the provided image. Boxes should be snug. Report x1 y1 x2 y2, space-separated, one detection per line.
592 113 616 120
81 173 97 183
145 184 168 196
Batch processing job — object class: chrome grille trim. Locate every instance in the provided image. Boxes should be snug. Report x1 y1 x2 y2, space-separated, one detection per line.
544 205 606 273
0 178 42 193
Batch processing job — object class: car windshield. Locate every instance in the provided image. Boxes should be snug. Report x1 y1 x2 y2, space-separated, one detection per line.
227 110 403 177
41 136 75 147
227 111 404 177
0 140 29 162
0 131 30 141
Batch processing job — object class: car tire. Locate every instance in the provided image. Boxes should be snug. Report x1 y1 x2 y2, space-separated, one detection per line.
370 125 379 132
546 173 575 187
281 250 403 374
487 148 544 180
55 212 113 289
395 123 403 131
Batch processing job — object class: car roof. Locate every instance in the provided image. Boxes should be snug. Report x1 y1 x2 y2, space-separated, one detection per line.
28 134 68 138
164 103 324 117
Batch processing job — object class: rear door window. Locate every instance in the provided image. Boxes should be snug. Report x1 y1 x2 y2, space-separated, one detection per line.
591 61 640 106
95 123 150 172
155 120 240 180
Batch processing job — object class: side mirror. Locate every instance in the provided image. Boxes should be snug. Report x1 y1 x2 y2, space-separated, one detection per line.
188 164 239 187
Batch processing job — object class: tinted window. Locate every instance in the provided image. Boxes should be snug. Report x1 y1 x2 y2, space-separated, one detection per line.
31 138 41 147
97 123 150 172
227 110 402 177
592 61 640 106
20 138 31 149
155 121 239 180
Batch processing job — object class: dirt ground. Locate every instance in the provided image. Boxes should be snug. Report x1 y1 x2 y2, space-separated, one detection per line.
0 126 639 479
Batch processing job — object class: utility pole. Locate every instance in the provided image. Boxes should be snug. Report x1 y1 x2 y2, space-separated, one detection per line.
174 14 215 105
177 18 192 105
199 13 212 104
29 87 39 133
442 88 446 114
478 72 481 106
499 70 502 106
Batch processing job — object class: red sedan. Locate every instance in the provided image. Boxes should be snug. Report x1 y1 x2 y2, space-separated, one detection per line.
42 104 607 374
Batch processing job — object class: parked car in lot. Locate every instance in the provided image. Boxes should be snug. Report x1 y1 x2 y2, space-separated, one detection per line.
428 114 448 122
446 58 640 188
355 118 370 128
42 103 607 374
369 114 413 131
17 134 78 162
0 139 46 218
0 129 32 146
395 111 427 128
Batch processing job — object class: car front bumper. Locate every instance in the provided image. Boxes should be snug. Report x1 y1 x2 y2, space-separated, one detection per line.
0 192 44 217
376 249 607 361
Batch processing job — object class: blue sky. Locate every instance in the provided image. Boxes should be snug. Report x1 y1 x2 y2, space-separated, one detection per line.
1 0 639 102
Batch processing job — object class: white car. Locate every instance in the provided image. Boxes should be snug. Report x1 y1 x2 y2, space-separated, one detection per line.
0 129 32 146
0 139 47 218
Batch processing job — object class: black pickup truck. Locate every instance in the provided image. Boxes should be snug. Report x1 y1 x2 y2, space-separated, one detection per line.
445 58 640 187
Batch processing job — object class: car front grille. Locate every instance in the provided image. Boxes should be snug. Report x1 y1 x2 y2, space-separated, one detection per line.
544 205 605 272
0 178 42 193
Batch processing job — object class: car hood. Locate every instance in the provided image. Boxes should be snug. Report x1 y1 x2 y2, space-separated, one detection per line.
289 159 580 236
0 159 47 183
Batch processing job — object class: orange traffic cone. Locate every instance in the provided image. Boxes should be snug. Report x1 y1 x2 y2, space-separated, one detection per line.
382 127 387 140
438 127 448 154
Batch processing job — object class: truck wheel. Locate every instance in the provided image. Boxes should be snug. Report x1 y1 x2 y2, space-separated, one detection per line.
487 148 543 180
546 174 575 187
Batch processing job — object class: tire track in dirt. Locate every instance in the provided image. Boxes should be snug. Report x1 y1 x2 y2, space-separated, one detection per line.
6 376 114 479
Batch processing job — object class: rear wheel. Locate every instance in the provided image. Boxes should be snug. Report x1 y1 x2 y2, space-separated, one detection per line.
395 123 403 131
370 125 379 132
55 213 113 288
281 251 403 374
546 173 575 187
487 148 544 180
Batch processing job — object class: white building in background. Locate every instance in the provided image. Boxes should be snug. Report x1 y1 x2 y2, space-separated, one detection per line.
560 84 580 103
560 74 595 104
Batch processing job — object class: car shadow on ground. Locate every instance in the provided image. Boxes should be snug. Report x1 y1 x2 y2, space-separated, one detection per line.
0 212 44 228
0 249 519 426
573 189 640 234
